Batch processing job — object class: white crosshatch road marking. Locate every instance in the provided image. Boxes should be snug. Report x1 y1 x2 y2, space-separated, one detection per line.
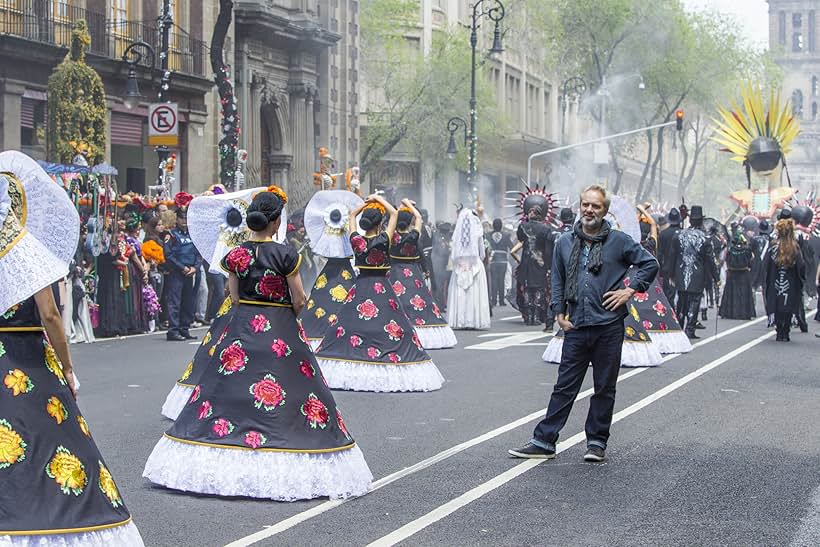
465 332 551 350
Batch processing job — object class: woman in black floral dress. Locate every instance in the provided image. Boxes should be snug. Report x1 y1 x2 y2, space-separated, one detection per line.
388 200 456 349
0 152 143 545
314 195 445 392
143 187 372 500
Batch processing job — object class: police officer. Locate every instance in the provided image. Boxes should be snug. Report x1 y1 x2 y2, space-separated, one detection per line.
163 207 202 341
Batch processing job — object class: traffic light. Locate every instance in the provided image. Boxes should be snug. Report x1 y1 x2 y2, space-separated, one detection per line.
675 109 684 131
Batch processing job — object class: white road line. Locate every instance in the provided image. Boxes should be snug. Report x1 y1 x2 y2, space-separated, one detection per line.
224 315 769 546
367 329 776 547
466 332 550 350
499 314 522 321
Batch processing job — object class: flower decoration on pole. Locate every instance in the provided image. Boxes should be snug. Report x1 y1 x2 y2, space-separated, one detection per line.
211 0 241 189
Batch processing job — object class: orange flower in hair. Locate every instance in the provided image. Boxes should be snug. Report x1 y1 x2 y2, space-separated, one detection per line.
364 201 386 215
398 206 413 214
265 185 288 205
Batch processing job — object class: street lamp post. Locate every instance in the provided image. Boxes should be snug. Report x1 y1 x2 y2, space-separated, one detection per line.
445 1 504 186
446 116 468 159
559 76 587 145
121 0 174 196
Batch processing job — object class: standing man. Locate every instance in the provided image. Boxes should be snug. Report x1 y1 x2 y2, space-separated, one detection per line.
557 207 575 234
488 218 513 308
670 205 719 339
659 207 682 303
509 186 658 462
163 207 202 341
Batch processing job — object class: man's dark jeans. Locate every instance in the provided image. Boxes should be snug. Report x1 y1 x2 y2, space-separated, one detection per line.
166 270 195 336
205 271 226 321
532 319 624 450
490 263 506 306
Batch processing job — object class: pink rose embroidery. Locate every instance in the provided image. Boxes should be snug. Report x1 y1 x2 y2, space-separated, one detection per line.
402 268 413 278
225 247 254 276
655 285 663 295
642 319 652 330
633 292 649 303
384 320 404 341
344 287 357 303
659 321 669 331
197 400 213 420
412 331 422 349
623 277 631 287
249 314 271 333
249 374 286 411
410 295 427 311
415 318 426 326
366 346 381 359
366 248 386 265
189 385 201 403
328 314 338 326
271 339 292 358
414 279 424 289
256 270 287 300
219 341 248 375
432 303 442 318
217 327 229 346
392 281 406 296
653 300 667 317
349 335 363 348
351 235 367 253
388 352 401 363
244 431 267 449
337 410 351 439
373 282 386 294
212 418 235 438
336 326 346 338
298 321 309 344
300 360 316 378
392 233 401 245
401 243 416 257
300 394 329 429
356 299 379 320
388 298 399 311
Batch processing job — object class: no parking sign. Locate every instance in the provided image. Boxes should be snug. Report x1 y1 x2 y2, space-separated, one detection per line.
148 103 179 146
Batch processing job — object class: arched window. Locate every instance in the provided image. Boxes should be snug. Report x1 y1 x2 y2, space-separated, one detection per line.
812 102 818 120
793 89 804 118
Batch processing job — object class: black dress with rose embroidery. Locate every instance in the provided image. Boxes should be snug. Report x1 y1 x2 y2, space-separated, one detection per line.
300 257 357 349
387 230 456 349
0 298 137 537
313 233 444 392
143 241 372 501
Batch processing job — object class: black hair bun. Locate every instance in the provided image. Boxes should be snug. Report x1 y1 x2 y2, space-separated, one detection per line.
247 192 283 232
226 208 244 227
359 208 383 231
396 210 413 231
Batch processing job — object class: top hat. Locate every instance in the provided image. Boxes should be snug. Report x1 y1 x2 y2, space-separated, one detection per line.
559 207 574 223
689 205 704 221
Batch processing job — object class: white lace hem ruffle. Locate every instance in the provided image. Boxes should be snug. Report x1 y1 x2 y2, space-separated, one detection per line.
160 383 194 420
542 337 664 367
0 522 144 547
415 325 457 349
317 359 445 392
646 331 693 354
142 436 373 501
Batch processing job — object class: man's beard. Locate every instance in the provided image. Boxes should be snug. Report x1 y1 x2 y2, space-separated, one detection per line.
581 216 603 231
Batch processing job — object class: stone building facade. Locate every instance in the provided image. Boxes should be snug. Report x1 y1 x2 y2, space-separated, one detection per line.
768 0 820 190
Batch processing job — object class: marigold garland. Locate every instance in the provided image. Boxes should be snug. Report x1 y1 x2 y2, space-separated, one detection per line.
364 202 386 214
142 240 165 264
265 185 289 205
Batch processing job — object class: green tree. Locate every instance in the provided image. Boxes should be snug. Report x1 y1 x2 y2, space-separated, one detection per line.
359 0 506 177
47 20 107 165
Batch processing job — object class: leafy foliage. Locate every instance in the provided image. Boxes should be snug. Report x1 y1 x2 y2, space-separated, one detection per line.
47 20 107 165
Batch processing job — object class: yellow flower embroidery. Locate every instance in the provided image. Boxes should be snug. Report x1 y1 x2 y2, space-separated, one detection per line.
638 333 647 341
314 307 326 319
329 285 348 303
202 331 212 346
4 369 33 396
46 446 87 496
315 274 328 289
327 314 338 325
0 419 26 469
216 297 232 318
98 462 123 507
341 270 352 280
179 361 194 382
208 346 216 357
307 299 315 310
629 304 640 322
625 326 636 338
77 415 91 438
43 342 66 385
47 396 68 425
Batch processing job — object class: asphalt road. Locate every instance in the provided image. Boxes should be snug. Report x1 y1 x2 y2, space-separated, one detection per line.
70 302 820 547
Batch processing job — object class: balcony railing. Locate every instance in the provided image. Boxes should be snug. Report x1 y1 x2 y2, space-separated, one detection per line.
0 0 206 78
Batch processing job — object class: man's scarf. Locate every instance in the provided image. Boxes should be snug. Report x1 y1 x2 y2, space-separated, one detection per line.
565 220 611 303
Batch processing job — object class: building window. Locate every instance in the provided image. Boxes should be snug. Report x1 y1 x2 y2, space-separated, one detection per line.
793 89 804 118
779 12 787 44
794 13 802 27
810 11 816 51
794 32 804 52
813 76 818 96
813 102 818 120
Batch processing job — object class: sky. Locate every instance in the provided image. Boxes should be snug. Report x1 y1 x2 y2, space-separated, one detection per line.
682 0 770 49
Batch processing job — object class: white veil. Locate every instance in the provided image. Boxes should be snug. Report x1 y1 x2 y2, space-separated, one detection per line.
450 208 485 263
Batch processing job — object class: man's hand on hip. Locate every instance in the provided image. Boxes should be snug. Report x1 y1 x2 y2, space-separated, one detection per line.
556 314 574 332
602 288 635 311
